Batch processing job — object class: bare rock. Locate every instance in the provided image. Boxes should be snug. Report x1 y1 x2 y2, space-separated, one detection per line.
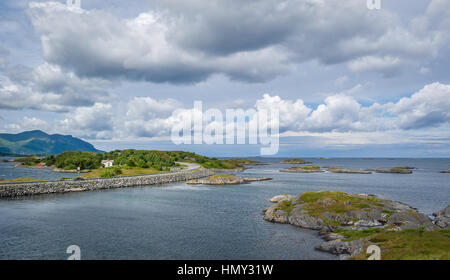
269 194 294 203
315 239 363 256
433 205 450 229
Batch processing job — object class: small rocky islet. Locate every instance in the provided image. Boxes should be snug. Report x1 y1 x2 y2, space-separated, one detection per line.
440 169 450 173
280 165 417 174
186 174 272 185
263 191 450 260
280 164 324 173
280 158 312 164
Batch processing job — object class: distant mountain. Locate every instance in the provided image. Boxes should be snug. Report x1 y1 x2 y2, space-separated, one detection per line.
0 130 103 155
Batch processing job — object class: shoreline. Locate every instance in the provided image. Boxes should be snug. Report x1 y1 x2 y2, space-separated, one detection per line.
0 168 215 198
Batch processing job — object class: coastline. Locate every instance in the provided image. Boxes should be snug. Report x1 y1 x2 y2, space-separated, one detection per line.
0 168 215 198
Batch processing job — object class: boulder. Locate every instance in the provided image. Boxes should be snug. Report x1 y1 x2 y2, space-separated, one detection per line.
433 205 450 229
269 194 294 203
315 239 363 256
263 206 289 224
387 211 435 231
288 206 325 230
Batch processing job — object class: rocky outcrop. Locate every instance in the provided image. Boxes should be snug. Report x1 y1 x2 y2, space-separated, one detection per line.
315 239 363 257
440 169 450 173
269 194 294 203
186 174 271 185
280 159 312 164
433 205 450 229
0 169 215 198
263 191 437 259
280 165 324 173
327 167 372 174
370 167 413 174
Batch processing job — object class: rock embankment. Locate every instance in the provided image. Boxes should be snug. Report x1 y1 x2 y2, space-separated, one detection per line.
263 191 441 259
0 169 215 198
187 174 271 185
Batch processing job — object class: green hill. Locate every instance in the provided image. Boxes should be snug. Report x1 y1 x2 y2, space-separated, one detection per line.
0 130 102 155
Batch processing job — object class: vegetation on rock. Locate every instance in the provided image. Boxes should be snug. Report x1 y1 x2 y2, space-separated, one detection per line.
281 158 311 164
264 191 448 259
280 164 323 173
187 174 271 185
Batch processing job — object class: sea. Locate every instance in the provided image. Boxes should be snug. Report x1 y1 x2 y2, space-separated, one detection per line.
0 157 449 260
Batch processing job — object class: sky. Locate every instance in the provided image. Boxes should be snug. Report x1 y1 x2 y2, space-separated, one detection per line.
0 0 449 157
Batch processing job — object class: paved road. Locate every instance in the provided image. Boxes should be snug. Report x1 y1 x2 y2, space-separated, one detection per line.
175 162 201 171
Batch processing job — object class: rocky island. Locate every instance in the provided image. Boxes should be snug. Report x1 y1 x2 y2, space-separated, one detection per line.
281 158 312 164
327 167 372 174
440 169 450 173
369 167 414 174
264 191 449 260
280 164 324 173
187 174 272 185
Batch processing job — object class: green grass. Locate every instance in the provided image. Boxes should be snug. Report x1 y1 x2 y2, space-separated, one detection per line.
351 229 450 260
276 200 295 215
334 228 383 241
199 158 263 169
0 178 43 183
281 191 385 226
81 166 162 178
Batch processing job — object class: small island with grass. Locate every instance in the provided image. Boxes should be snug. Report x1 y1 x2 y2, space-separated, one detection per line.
369 167 414 174
10 150 265 181
280 158 312 164
264 191 449 260
186 174 271 185
280 164 324 173
327 167 372 174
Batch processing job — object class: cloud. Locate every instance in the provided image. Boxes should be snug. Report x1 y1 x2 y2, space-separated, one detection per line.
348 56 406 77
387 82 450 129
0 62 113 112
26 0 449 83
59 102 114 139
253 83 450 133
5 116 49 132
111 82 450 139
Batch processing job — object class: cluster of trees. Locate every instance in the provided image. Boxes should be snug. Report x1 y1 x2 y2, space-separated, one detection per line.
15 156 42 166
46 151 103 170
100 167 122 177
14 149 257 171
102 150 178 170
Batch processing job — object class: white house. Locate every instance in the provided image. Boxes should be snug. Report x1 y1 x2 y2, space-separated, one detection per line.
101 160 114 168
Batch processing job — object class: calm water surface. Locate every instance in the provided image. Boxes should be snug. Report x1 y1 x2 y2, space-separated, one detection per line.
0 158 449 260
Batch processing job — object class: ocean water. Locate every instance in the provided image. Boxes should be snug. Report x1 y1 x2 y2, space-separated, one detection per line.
0 158 79 181
0 158 449 260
